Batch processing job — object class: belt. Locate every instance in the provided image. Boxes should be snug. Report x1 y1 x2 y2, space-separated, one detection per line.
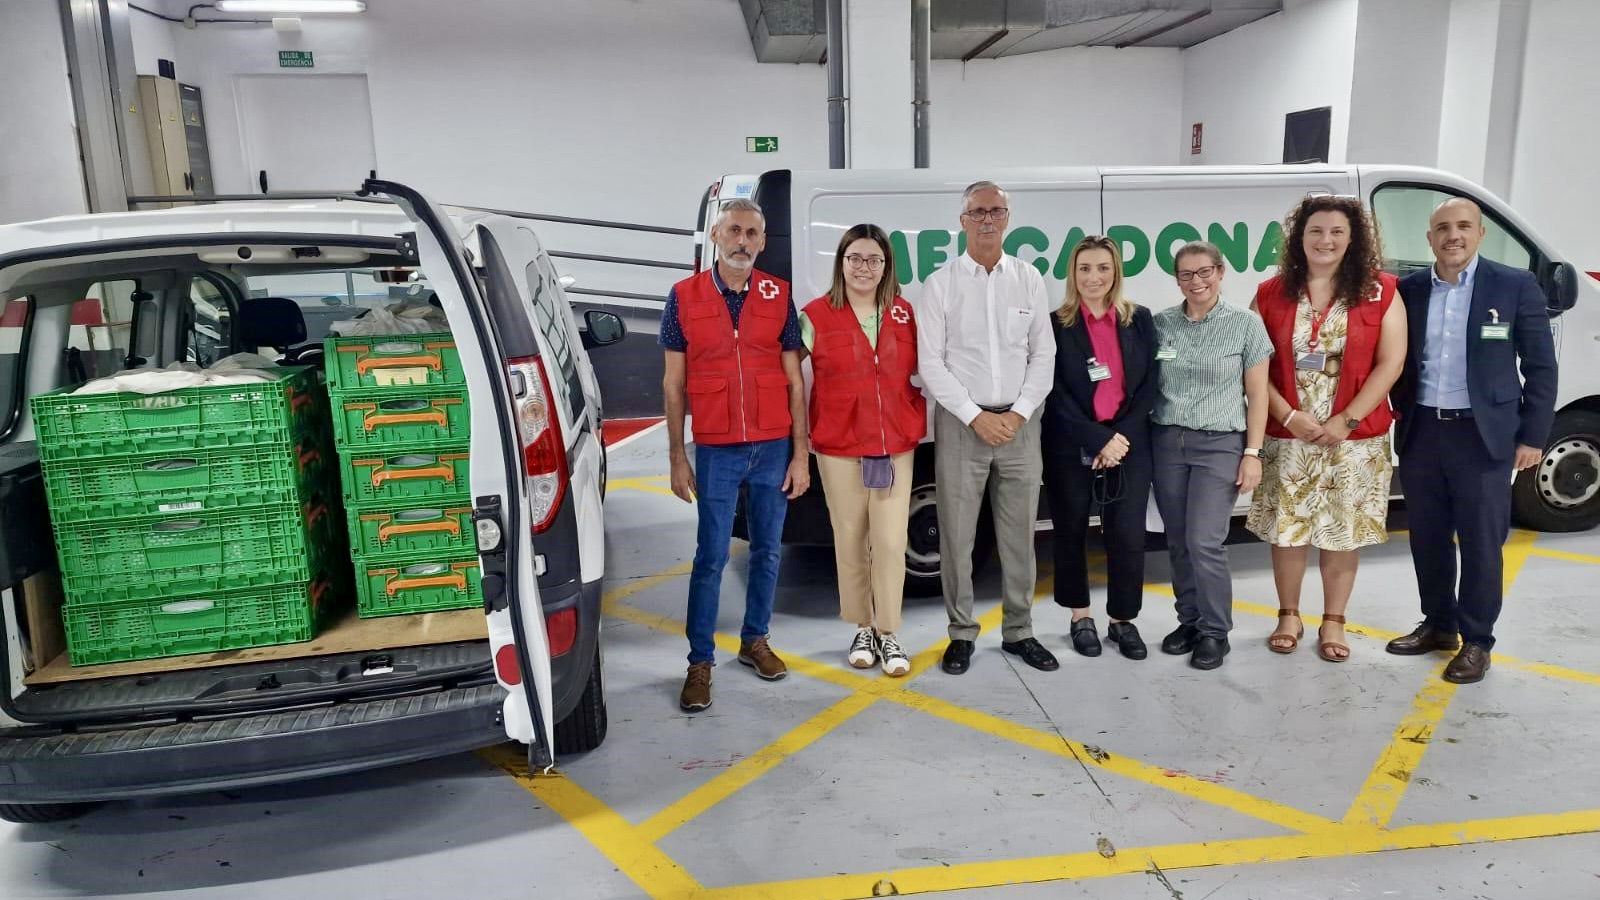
978 404 1013 414
1418 405 1474 421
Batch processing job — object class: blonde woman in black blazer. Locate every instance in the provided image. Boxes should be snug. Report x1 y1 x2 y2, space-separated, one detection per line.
1041 236 1159 660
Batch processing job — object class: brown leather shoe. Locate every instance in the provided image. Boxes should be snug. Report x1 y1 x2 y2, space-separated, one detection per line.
737 636 788 681
679 662 713 711
1385 623 1461 656
1443 644 1491 684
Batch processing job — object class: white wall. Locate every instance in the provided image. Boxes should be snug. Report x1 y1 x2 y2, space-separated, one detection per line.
1345 0 1451 166
0 0 88 224
128 7 178 76
1180 0 1358 166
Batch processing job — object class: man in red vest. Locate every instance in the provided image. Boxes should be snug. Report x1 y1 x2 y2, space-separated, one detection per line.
661 197 810 712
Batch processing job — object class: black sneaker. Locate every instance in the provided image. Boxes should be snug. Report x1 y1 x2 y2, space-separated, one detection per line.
878 632 911 677
847 627 878 669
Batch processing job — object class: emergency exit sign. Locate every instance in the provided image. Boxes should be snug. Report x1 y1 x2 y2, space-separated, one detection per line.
746 136 779 153
278 51 314 68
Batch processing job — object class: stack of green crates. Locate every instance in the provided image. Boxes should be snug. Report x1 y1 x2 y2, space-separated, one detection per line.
31 367 346 666
325 333 482 617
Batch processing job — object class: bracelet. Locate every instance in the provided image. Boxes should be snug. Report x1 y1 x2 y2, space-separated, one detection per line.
1282 410 1298 428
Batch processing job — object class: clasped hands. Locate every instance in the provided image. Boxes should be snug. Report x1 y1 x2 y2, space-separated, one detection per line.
971 410 1026 447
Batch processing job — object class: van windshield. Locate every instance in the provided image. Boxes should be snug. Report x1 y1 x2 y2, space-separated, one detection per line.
245 268 437 343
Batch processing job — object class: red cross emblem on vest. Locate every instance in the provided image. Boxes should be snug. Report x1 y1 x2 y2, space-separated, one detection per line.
757 279 779 300
889 305 909 324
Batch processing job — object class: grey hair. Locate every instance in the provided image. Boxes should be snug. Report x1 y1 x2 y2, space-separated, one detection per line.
1174 240 1224 268
713 197 765 229
960 180 1008 212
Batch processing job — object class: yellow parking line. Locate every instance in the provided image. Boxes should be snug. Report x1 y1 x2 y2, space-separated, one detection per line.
478 743 705 900
693 808 1600 900
608 476 680 498
636 693 879 843
1342 662 1458 827
1529 546 1600 566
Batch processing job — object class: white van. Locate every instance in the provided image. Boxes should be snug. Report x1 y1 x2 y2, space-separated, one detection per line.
0 181 621 823
698 166 1593 595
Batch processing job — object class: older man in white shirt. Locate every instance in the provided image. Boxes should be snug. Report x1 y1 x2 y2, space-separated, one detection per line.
918 180 1059 675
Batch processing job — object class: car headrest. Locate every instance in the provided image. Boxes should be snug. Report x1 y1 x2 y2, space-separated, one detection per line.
238 297 307 352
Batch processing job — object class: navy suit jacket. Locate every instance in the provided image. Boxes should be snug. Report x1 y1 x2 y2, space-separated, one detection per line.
1391 257 1558 462
1041 304 1158 463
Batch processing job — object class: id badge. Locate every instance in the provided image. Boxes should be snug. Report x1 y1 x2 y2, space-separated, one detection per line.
1156 347 1177 361
1296 351 1327 371
1481 323 1511 341
1087 362 1112 382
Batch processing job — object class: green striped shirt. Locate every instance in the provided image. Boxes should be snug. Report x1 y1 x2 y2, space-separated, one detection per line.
1151 300 1273 433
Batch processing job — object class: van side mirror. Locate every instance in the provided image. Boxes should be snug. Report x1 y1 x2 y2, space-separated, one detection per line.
582 309 626 349
1546 260 1580 312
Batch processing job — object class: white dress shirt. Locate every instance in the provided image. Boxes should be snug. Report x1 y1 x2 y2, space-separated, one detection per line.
915 251 1057 425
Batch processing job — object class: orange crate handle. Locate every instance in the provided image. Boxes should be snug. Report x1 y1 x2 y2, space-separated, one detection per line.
386 571 466 596
370 464 455 487
378 517 462 543
356 353 442 376
364 408 448 432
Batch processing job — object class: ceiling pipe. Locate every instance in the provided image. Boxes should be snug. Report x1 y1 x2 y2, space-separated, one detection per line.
1114 8 1210 48
913 0 930 168
825 0 845 168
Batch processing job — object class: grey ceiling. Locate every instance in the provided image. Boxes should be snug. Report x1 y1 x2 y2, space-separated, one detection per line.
740 0 1286 63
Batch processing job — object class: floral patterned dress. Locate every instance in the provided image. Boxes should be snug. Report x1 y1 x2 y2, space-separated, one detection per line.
1246 299 1393 550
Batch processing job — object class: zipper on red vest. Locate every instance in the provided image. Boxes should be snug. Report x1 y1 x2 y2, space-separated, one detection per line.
734 328 749 442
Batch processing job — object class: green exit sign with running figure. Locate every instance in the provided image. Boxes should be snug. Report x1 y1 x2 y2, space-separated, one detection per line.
746 136 779 153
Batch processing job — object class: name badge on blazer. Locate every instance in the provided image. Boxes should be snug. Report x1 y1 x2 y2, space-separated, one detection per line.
1481 309 1511 341
1156 346 1177 361
1086 357 1112 382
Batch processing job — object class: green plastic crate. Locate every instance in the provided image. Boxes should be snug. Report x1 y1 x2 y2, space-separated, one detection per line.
63 578 334 666
329 387 471 450
41 439 330 524
324 333 464 392
56 499 336 605
341 447 471 505
31 367 324 461
347 501 477 560
355 554 482 617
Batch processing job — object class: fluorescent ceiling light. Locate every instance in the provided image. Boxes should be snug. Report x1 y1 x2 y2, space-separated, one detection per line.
214 1 367 13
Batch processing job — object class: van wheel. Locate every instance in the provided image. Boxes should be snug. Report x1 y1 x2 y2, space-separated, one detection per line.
554 643 607 755
903 480 996 598
1513 410 1600 532
0 802 98 824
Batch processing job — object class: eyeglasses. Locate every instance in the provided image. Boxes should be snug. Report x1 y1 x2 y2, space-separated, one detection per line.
844 254 886 271
961 207 1009 222
1176 265 1220 282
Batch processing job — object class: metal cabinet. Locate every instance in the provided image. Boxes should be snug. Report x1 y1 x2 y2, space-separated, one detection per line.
137 76 214 202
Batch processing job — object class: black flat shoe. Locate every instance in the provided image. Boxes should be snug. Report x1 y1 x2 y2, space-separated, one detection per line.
1107 621 1147 660
1161 623 1200 655
1190 635 1230 670
1070 618 1102 657
1001 637 1060 672
942 639 974 675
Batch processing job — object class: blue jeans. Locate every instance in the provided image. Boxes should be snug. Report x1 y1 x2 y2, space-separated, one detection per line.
686 438 791 664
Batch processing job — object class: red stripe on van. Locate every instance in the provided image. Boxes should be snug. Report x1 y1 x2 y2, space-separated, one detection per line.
71 300 105 326
1587 271 1600 283
0 299 27 327
602 417 663 448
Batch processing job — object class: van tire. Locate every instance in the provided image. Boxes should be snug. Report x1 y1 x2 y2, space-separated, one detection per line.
904 478 997 598
554 644 607 755
1512 410 1600 532
0 802 98 824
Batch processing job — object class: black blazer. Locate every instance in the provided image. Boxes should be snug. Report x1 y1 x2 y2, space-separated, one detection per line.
1041 304 1158 463
1391 257 1558 462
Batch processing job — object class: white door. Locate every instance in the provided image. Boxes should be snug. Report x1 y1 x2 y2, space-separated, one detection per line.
236 74 377 193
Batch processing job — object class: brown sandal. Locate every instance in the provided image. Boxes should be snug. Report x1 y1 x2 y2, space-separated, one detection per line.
1268 609 1303 654
1319 614 1351 662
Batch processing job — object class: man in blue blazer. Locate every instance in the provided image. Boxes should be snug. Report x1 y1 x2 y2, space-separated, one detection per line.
1387 197 1558 683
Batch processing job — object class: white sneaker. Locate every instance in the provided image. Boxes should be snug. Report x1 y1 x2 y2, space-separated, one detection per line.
879 633 910 677
847 627 878 668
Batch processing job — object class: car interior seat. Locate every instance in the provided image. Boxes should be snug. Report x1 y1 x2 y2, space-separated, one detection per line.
238 296 323 368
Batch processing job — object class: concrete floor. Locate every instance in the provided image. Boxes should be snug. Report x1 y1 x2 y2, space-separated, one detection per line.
5 425 1600 899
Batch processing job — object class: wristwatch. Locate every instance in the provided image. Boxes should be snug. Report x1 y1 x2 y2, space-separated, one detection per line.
1344 416 1360 430
1243 448 1261 458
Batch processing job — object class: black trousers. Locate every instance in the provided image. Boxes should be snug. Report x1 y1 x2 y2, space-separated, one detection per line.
1041 446 1152 621
1398 415 1513 648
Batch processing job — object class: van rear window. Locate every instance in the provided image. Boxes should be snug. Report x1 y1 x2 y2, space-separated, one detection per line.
0 297 32 439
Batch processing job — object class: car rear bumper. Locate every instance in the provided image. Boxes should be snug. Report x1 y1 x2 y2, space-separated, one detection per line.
0 682 505 804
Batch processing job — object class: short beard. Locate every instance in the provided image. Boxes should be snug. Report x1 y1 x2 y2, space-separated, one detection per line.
721 253 754 271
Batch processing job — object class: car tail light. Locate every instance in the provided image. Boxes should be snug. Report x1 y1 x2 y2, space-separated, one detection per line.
494 643 522 686
507 355 567 533
546 607 577 657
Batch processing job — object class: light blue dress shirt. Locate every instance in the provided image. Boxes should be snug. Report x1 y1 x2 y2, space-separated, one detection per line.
1420 254 1480 409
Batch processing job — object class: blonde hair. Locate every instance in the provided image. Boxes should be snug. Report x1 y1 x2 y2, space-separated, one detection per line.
1056 235 1135 327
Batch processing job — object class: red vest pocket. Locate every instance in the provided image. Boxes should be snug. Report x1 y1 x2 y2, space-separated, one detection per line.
754 371 793 431
687 375 731 434
811 392 858 452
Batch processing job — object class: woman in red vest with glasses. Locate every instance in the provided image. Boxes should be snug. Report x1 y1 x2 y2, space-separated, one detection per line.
801 224 927 676
1247 194 1408 662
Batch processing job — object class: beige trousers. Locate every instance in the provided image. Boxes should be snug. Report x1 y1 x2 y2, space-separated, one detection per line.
816 451 915 634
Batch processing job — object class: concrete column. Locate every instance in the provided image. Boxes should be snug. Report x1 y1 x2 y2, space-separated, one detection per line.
844 0 912 169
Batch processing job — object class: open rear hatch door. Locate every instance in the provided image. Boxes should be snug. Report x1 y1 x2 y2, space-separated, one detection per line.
365 180 558 768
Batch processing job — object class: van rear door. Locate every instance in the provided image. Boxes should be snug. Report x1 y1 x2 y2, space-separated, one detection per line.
365 180 558 767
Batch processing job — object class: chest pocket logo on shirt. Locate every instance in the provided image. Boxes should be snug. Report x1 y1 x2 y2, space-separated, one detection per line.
1006 307 1034 345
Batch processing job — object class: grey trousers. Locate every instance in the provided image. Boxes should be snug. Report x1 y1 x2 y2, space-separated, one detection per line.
1151 425 1243 639
934 406 1042 642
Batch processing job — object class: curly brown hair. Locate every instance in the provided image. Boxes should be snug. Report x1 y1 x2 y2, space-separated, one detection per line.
1276 194 1384 306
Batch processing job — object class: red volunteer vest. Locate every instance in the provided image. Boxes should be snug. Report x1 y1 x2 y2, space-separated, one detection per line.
804 295 927 457
1255 272 1398 441
676 267 793 446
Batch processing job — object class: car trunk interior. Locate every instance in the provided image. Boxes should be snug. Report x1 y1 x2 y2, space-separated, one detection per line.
0 241 493 726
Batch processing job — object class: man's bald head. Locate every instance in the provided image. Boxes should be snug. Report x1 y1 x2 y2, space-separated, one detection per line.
1430 197 1483 229
1427 196 1486 278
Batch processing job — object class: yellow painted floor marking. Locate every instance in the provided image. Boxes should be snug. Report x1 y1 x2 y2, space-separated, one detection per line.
636 692 879 843
601 562 693 609
1342 661 1458 827
695 808 1600 900
478 743 705 900
1530 546 1600 566
607 476 679 498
